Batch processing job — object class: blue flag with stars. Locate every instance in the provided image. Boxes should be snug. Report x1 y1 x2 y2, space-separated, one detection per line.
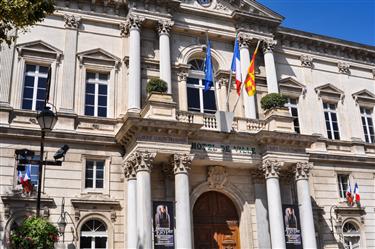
204 40 214 92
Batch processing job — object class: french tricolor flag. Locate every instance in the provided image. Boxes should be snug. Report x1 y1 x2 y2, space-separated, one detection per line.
231 35 242 95
354 183 360 204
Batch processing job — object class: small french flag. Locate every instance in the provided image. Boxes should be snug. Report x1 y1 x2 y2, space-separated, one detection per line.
345 182 353 205
354 183 360 204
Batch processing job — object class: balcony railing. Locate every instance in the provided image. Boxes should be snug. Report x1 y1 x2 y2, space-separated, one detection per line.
176 111 266 133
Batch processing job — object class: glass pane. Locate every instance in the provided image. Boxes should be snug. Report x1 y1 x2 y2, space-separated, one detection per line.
96 179 103 188
187 87 200 112
290 99 297 105
96 161 104 167
86 83 95 94
86 72 96 80
22 99 33 110
291 108 298 117
99 73 108 81
331 113 337 122
37 89 46 100
86 168 93 179
99 84 107 95
85 106 94 116
324 112 329 121
98 107 107 117
36 101 44 111
323 102 328 109
368 118 373 126
334 131 340 140
332 122 339 131
203 90 216 113
26 64 36 72
38 77 47 88
96 170 104 179
329 103 336 110
85 179 93 188
23 87 34 98
95 237 107 248
98 96 107 106
25 76 35 86
80 237 92 248
85 94 95 105
38 66 49 74
187 77 200 85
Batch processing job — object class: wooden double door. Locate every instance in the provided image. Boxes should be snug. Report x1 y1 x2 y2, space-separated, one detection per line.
193 191 240 249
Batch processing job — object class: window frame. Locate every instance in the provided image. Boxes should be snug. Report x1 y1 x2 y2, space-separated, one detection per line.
323 102 341 140
84 71 109 117
81 156 109 195
284 97 300 133
337 173 350 199
360 107 374 143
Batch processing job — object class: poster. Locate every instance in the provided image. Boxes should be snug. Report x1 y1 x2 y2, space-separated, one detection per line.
282 204 303 249
153 201 174 249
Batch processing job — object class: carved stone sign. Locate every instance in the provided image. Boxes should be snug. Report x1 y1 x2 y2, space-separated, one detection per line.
137 135 188 144
191 142 256 155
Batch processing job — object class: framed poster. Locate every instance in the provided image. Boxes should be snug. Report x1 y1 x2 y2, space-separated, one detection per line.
153 201 174 249
282 205 303 249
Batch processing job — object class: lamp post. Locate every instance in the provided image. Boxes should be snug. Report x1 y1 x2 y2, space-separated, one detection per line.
57 197 77 244
36 106 58 217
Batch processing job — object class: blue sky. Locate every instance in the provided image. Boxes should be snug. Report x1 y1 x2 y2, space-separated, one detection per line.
257 0 375 46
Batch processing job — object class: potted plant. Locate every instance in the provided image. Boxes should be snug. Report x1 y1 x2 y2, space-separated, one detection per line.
260 93 288 111
10 216 59 249
146 78 168 94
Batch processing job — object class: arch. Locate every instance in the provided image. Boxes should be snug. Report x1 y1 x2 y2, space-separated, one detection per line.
2 212 29 248
177 44 226 71
76 213 114 249
341 218 366 249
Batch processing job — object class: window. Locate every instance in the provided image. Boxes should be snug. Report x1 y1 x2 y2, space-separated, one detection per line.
85 160 105 189
323 102 340 140
337 174 349 198
285 98 300 133
187 59 217 114
343 222 361 249
85 72 109 117
80 219 108 249
360 107 374 143
22 64 49 111
17 154 40 189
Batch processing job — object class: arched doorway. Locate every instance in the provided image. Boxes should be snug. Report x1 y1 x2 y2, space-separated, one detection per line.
193 191 240 249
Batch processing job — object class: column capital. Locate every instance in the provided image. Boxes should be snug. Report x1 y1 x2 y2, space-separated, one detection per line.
123 154 137 180
132 151 156 173
64 14 81 29
121 14 145 36
238 33 252 49
171 154 193 174
295 162 313 180
262 39 277 53
260 160 283 179
177 71 188 82
158 20 174 36
250 169 265 184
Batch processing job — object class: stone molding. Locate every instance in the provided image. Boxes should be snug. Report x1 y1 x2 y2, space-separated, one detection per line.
64 14 81 29
171 154 193 174
338 61 350 75
300 55 313 68
157 20 174 36
120 15 145 36
207 166 228 189
131 151 156 173
262 40 277 54
294 162 313 180
260 160 283 179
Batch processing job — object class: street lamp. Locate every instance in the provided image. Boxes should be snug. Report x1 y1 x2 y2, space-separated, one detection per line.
36 106 58 216
57 197 77 244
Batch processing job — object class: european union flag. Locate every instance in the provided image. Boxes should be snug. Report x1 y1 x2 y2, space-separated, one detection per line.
204 40 214 92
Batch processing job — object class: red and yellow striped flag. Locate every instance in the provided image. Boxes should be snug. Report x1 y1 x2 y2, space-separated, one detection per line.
245 41 260 96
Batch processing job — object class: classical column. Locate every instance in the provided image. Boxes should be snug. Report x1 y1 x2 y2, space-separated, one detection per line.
260 160 286 249
158 20 174 94
124 155 137 249
177 68 189 111
60 15 81 112
238 34 256 119
126 15 144 111
262 40 279 94
295 162 317 249
134 151 156 249
171 154 193 249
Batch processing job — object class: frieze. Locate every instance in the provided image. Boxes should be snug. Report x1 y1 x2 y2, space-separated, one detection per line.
137 134 188 144
191 141 256 156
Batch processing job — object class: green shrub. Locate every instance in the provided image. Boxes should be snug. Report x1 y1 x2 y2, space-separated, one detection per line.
260 93 287 111
10 216 59 249
146 78 168 93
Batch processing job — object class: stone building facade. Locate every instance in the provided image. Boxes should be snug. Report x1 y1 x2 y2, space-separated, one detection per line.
0 0 374 249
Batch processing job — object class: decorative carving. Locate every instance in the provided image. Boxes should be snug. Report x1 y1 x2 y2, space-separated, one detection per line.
177 71 188 82
64 14 81 29
300 55 313 68
157 20 174 35
133 151 156 172
119 22 128 37
123 154 137 180
207 166 228 189
121 15 145 36
171 154 193 174
75 209 80 221
295 162 313 180
338 62 350 75
217 77 228 89
238 33 252 48
43 206 50 218
111 211 117 222
260 160 283 179
262 39 277 53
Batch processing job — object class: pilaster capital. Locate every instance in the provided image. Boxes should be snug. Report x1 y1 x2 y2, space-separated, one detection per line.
238 33 252 49
295 162 313 180
64 14 81 29
300 55 313 68
157 20 174 36
123 154 137 180
338 61 350 75
171 154 193 174
262 39 277 54
177 71 188 82
133 151 156 173
260 160 283 179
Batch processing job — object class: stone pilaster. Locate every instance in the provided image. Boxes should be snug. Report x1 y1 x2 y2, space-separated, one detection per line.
177 66 189 111
262 39 279 94
238 33 256 119
0 42 16 107
171 153 193 249
294 162 317 249
260 160 286 249
158 20 174 94
133 151 155 249
60 14 81 113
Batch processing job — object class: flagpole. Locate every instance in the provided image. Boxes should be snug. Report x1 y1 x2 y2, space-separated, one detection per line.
226 70 233 112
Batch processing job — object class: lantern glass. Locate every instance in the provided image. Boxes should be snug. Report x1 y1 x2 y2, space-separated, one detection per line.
36 106 58 131
58 218 67 235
